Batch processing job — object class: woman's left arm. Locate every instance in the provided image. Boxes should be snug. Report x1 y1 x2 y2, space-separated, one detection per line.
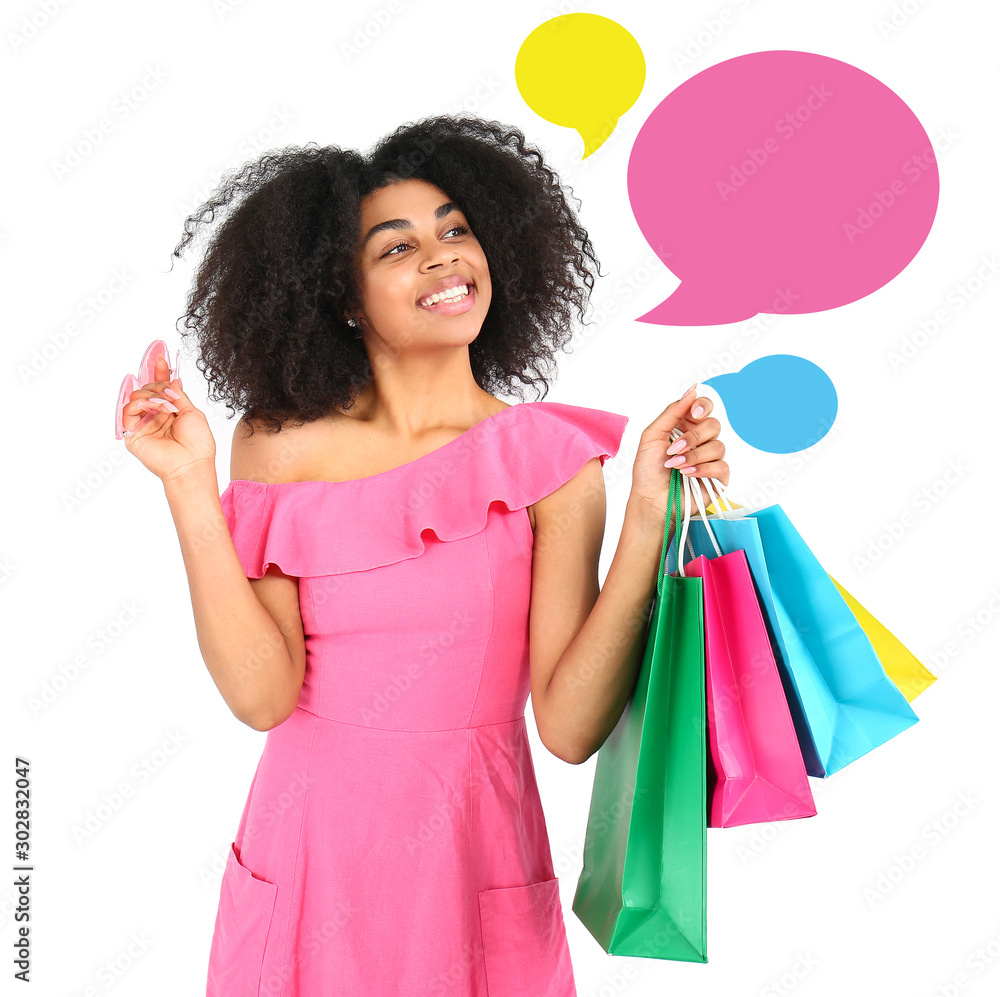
529 388 729 765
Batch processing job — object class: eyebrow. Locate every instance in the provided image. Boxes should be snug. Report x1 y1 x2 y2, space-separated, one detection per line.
362 201 460 248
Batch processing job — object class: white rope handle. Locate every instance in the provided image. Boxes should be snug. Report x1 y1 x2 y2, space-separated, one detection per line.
682 469 724 557
703 477 736 517
669 426 724 572
703 476 746 519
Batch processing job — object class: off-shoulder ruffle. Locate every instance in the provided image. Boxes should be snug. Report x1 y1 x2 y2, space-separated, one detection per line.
219 401 629 577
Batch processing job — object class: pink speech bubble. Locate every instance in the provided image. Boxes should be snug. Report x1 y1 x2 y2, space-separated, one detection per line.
628 50 940 326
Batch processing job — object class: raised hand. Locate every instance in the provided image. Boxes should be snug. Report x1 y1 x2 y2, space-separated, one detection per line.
121 355 217 482
630 384 730 523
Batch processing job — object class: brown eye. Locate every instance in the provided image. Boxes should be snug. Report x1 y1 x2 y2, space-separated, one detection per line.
382 225 469 258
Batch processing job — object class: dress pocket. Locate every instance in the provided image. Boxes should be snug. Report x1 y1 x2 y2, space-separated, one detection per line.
478 876 576 996
206 842 278 997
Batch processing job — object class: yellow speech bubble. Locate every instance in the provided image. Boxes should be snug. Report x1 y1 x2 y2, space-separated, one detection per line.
515 13 645 159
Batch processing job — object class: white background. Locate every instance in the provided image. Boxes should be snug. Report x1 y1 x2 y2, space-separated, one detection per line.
3 0 998 994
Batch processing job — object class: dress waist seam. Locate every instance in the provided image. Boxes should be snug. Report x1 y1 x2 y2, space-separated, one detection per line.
287 706 526 733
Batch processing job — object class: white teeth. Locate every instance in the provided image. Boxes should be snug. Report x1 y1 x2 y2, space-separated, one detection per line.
419 284 470 307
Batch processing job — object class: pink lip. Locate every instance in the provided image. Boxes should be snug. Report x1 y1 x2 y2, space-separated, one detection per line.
416 283 476 315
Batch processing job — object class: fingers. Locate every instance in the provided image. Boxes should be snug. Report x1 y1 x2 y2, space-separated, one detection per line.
649 384 697 430
654 389 729 512
671 390 712 423
680 458 729 484
143 357 179 391
120 351 188 443
125 374 182 434
667 436 725 469
689 393 712 421
648 389 716 440
123 400 168 438
129 388 179 414
139 353 181 393
130 351 185 414
121 398 167 441
663 414 721 459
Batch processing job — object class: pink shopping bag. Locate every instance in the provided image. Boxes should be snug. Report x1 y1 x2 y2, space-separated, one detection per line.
677 472 816 828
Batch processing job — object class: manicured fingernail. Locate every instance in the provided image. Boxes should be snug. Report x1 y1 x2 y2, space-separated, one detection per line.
680 466 698 474
146 397 179 413
692 405 705 418
164 387 180 399
664 455 686 467
666 438 687 455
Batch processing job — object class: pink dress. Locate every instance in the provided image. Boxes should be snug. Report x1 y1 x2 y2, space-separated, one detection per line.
206 400 629 996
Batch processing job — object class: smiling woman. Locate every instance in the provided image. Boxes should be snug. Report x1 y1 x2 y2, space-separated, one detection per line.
168 115 603 437
132 113 728 997
349 179 491 345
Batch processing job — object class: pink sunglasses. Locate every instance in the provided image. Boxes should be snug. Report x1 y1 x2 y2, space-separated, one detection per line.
115 339 181 440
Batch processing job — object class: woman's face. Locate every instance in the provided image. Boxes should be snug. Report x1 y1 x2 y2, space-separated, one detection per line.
352 179 492 349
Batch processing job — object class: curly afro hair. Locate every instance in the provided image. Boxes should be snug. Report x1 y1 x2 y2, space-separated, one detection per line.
169 114 603 436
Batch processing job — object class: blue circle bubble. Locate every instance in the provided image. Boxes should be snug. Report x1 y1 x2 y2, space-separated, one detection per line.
705 355 838 454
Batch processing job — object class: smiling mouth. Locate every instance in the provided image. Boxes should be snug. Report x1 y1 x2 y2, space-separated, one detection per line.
417 282 475 308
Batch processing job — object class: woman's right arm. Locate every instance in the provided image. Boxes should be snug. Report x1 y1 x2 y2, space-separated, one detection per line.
120 357 305 730
162 464 306 731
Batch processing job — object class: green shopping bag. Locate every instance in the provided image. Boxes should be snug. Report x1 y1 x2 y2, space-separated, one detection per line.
572 467 708 962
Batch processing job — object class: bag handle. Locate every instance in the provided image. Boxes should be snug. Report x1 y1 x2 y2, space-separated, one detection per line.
676 459 722 576
676 463 695 577
668 427 725 569
657 464 685 588
678 467 724 575
670 428 697 566
702 476 746 519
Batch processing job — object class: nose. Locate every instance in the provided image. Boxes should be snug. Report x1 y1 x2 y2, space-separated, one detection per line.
422 244 460 269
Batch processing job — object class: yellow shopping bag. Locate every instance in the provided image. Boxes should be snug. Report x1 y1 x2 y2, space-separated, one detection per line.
828 575 937 701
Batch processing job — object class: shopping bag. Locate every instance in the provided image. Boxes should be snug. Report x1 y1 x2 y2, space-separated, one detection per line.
827 575 937 701
573 467 708 962
701 479 918 777
676 473 815 828
668 496 827 779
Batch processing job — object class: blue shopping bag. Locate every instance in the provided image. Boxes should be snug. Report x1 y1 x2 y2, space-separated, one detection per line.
673 477 918 777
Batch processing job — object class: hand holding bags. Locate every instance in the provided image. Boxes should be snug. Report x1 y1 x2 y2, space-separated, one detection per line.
572 467 708 962
573 448 927 963
676 472 816 828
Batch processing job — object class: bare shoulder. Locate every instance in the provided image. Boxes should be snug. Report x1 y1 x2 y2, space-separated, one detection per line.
230 415 317 484
230 395 518 487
